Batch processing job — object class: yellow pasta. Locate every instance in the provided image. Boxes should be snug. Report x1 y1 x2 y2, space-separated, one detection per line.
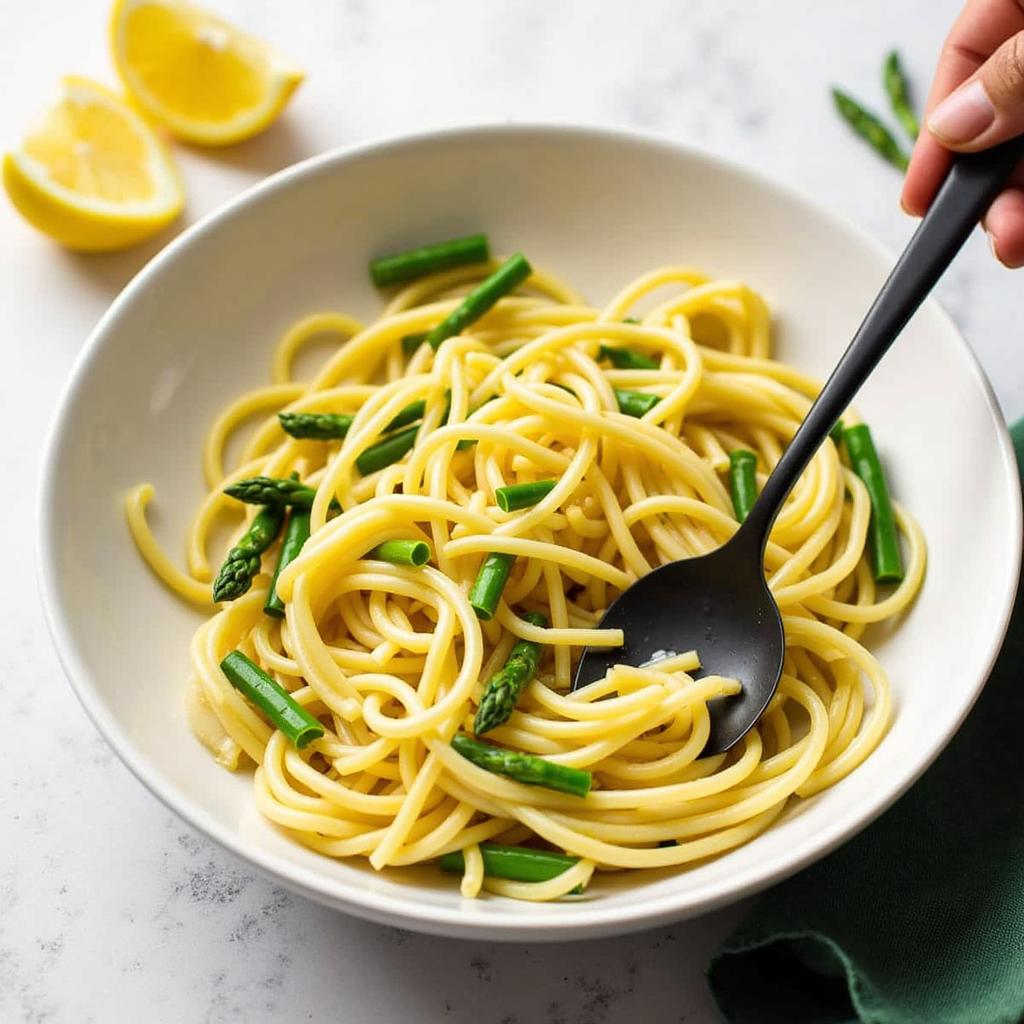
126 260 924 902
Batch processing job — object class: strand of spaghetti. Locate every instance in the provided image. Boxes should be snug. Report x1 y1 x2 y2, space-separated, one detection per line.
805 505 926 622
785 615 892 796
271 312 365 384
386 805 483 871
516 678 742 770
511 801 788 869
443 535 630 589
311 375 434 525
501 373 730 512
600 266 710 320
202 383 304 488
125 485 214 605
186 455 269 580
773 475 872 606
484 859 596 901
311 297 547 391
469 321 700 407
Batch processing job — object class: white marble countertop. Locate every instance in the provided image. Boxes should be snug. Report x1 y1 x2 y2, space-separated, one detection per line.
3 1 1020 1020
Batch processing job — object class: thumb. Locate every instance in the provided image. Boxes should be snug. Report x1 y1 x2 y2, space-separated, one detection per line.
928 31 1024 151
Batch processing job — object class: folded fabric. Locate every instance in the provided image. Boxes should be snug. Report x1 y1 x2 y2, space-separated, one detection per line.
706 419 1024 1024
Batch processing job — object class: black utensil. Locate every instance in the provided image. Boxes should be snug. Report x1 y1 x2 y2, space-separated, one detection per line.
572 138 1024 754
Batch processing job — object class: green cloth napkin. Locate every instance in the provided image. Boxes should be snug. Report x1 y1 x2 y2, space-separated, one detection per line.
706 419 1024 1024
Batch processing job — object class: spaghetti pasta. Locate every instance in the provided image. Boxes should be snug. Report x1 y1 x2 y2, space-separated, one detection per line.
126 257 924 901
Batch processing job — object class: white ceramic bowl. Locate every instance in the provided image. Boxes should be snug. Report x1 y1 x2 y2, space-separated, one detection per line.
39 125 1021 941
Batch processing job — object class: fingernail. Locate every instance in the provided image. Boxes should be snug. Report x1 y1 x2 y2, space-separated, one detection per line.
928 80 994 143
985 227 1012 266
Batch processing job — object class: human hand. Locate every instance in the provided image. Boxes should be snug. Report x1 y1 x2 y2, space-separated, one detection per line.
903 0 1024 266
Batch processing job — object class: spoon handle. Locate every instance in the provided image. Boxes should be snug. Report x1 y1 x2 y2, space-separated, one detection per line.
740 136 1024 549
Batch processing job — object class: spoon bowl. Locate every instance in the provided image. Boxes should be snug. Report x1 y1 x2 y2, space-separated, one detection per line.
573 530 784 754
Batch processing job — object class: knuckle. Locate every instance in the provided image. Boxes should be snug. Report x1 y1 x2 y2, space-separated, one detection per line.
993 33 1024 96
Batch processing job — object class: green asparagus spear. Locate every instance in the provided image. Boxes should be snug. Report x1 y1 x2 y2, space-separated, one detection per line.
279 399 428 442
212 503 285 602
829 419 845 444
438 843 582 887
843 424 904 583
264 509 311 618
831 88 910 172
370 234 490 287
495 480 556 512
278 412 354 440
386 399 427 431
368 539 431 566
468 552 515 620
225 476 321 509
452 734 592 797
402 332 428 354
425 253 532 350
728 450 759 523
614 388 660 418
474 611 547 735
355 424 419 475
883 50 919 139
221 651 324 749
598 346 659 370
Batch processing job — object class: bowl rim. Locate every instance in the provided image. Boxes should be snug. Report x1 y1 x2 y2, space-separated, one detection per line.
37 121 1023 941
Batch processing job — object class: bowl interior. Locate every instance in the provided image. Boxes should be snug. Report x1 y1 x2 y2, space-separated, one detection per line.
40 125 1021 940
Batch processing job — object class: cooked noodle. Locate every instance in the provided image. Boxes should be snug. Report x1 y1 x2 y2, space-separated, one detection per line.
126 260 924 900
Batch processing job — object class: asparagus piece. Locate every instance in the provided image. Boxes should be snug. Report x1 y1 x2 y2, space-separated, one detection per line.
474 611 547 735
829 419 845 444
728 450 759 523
439 843 582 887
614 388 660 418
468 552 515 620
883 50 919 139
212 503 285 602
368 539 430 566
370 234 490 287
843 424 904 583
495 480 556 512
599 345 659 370
355 424 419 476
452 734 592 797
225 476 321 509
279 399 428 442
278 412 354 440
402 332 428 354
425 253 532 350
264 509 311 618
221 651 324 749
831 88 910 172
385 399 427 431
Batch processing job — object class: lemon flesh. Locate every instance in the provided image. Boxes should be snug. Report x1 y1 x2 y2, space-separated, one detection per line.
111 0 304 145
3 76 183 251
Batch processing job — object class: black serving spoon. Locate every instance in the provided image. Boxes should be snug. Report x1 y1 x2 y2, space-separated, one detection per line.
572 138 1024 755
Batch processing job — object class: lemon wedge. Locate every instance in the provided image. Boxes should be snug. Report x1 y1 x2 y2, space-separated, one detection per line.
110 0 304 146
2 76 184 251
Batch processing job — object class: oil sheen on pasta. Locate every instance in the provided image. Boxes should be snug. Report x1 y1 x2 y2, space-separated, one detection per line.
126 260 925 902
